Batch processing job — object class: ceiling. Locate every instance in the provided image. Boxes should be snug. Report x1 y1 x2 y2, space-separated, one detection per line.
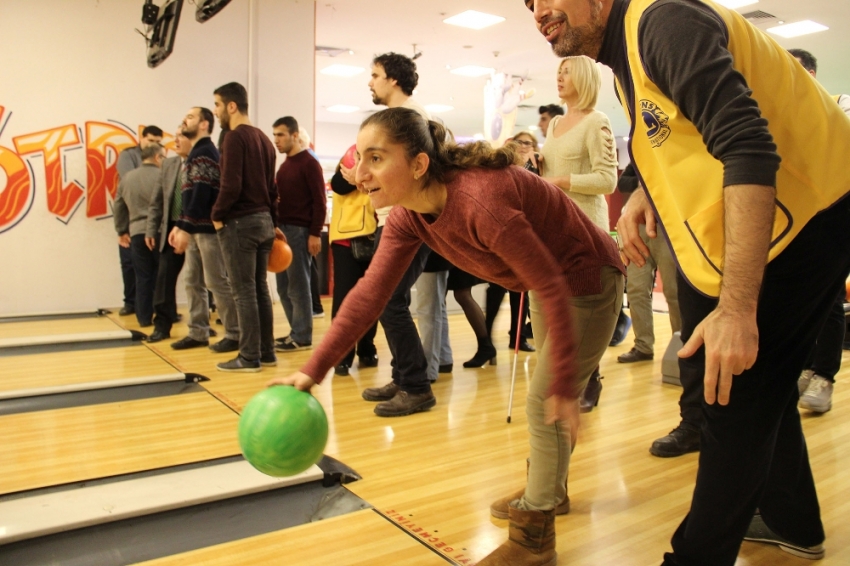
314 0 850 138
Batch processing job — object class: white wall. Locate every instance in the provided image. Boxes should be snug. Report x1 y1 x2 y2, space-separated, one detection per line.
0 0 315 315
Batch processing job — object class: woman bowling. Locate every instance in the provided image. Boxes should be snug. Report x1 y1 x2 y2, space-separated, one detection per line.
269 107 624 566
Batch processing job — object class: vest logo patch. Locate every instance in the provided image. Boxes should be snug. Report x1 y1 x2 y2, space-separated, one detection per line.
640 100 671 147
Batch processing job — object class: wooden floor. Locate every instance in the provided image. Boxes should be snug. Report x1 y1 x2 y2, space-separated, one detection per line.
0 316 123 340
5 300 850 565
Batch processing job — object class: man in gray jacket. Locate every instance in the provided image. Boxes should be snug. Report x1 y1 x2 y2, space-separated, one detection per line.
114 143 164 327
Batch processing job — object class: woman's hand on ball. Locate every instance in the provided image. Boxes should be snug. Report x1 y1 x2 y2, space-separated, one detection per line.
267 372 316 392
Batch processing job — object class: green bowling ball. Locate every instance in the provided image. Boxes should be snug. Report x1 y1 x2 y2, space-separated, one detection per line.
238 386 328 477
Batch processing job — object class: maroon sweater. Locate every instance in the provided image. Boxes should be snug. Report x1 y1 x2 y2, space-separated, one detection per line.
302 166 625 399
212 125 278 224
275 150 327 236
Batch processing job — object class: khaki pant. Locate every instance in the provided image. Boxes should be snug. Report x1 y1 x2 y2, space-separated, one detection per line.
521 266 624 510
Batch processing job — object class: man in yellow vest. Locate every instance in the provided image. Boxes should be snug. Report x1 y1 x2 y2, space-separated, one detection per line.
527 1 850 564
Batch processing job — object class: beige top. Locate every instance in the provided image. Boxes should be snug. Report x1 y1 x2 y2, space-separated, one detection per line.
541 111 617 232
376 97 431 227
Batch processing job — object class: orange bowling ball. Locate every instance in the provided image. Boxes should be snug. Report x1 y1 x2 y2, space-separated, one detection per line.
268 239 293 273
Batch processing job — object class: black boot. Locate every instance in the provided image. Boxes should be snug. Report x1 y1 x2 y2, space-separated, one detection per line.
579 370 603 413
463 336 498 368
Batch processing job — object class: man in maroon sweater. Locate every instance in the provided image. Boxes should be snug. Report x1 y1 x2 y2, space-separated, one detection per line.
271 116 327 352
210 82 279 372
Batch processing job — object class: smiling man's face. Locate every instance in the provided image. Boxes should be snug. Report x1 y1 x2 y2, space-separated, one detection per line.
528 0 608 59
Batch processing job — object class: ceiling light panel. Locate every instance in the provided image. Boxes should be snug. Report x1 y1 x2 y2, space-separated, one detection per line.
767 20 828 38
443 10 505 30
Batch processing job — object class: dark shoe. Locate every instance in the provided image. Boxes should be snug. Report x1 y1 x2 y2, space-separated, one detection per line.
209 328 218 338
609 310 632 346
650 423 700 457
478 504 557 566
138 320 153 328
171 336 209 350
175 313 183 323
743 513 824 560
260 353 277 367
210 338 240 353
439 363 453 373
119 305 135 316
463 337 498 368
275 336 312 352
275 335 289 346
335 364 350 376
617 347 653 363
146 330 170 343
518 339 536 352
362 382 399 401
374 390 436 417
358 355 379 368
217 355 261 373
579 371 603 413
215 318 222 325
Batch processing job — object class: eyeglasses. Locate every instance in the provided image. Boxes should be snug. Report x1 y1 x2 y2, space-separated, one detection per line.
514 140 534 147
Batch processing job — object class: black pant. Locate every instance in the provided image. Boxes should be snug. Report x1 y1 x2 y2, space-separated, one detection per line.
331 243 378 366
805 286 846 382
152 223 185 334
119 244 136 308
374 226 431 394
311 256 323 314
485 283 530 345
129 235 159 325
664 196 850 565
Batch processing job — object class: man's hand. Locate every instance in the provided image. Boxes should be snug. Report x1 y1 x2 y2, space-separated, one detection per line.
213 220 224 231
169 227 191 254
118 234 131 248
145 236 156 251
615 188 656 267
340 163 356 185
544 394 581 437
267 372 317 393
679 306 759 406
308 235 321 256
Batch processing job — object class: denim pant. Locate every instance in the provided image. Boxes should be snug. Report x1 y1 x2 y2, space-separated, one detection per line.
129 234 159 325
375 226 431 394
331 243 378 366
119 244 136 308
521 266 622 512
185 234 240 342
276 224 313 345
416 271 452 382
217 212 275 362
626 224 681 354
663 196 850 565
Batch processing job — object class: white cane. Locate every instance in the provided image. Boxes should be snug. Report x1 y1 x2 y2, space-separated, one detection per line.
506 291 526 423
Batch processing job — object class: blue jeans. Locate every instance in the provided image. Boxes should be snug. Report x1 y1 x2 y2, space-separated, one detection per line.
217 212 275 362
416 271 452 382
275 224 313 344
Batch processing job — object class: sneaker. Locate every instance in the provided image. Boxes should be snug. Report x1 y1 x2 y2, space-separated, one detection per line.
374 390 436 417
171 336 209 350
260 353 277 367
744 513 825 560
275 336 312 352
617 347 654 363
799 375 833 413
217 356 261 373
650 423 700 457
209 338 240 353
275 335 289 346
313 311 325 318
362 382 399 401
798 369 815 397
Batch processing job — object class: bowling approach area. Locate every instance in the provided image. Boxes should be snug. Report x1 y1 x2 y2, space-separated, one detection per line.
2 303 850 565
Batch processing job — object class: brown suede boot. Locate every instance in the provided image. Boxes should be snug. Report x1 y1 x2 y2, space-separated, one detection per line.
490 489 570 519
478 503 557 566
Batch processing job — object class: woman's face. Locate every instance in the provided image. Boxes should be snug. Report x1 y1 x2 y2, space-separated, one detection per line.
354 124 419 210
512 134 536 158
557 59 577 100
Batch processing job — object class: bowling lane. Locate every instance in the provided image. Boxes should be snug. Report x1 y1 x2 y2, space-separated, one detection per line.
135 509 448 566
0 346 182 399
0 316 125 340
0 392 241 496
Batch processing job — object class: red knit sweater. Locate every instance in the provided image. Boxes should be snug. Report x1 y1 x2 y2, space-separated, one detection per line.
302 166 625 399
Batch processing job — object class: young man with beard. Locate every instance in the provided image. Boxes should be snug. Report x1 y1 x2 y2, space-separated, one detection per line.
523 1 850 564
211 82 279 372
271 116 326 353
167 107 240 354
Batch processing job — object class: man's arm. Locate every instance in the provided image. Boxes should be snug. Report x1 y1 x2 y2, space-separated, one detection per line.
116 148 138 181
211 134 243 222
113 179 130 235
306 160 327 256
146 168 165 241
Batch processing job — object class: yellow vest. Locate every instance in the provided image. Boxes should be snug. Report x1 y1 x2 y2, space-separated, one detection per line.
618 0 850 296
328 187 377 243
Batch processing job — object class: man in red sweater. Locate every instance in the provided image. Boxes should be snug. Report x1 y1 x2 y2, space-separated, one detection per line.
271 116 327 352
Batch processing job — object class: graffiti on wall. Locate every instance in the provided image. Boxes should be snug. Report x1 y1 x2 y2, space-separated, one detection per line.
0 105 174 234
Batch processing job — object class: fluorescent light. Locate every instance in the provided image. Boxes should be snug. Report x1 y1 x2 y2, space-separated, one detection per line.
714 0 758 8
443 10 505 30
425 104 454 114
767 20 828 38
527 125 539 131
320 64 365 77
450 65 494 77
326 105 360 113
473 133 485 141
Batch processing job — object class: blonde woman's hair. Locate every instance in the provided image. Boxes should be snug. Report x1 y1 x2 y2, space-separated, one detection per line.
511 131 539 152
558 56 601 110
